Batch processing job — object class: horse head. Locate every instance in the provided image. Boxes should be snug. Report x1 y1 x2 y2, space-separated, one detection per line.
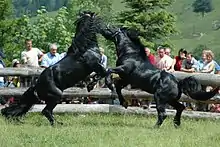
67 11 99 55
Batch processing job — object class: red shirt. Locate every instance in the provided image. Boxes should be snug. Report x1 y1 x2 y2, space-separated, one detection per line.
174 56 182 71
148 54 155 65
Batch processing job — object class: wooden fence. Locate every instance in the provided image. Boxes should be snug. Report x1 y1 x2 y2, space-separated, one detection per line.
0 67 220 119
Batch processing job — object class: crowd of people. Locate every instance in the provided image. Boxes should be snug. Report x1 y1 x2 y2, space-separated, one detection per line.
0 39 220 112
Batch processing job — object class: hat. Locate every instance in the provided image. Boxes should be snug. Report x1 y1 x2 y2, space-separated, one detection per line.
12 59 20 67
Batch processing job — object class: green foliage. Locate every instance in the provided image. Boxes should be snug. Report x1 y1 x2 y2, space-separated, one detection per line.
117 0 177 50
192 0 213 17
12 0 69 17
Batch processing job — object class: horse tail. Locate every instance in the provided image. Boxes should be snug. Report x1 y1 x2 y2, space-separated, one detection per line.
1 85 39 118
178 76 219 101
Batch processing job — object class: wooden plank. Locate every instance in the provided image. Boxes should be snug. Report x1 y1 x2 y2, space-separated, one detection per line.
0 68 220 86
1 104 219 119
0 87 220 104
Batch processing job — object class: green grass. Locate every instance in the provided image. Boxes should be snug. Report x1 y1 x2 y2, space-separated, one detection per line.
0 113 220 147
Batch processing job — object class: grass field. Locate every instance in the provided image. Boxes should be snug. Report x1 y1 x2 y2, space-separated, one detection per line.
0 113 219 147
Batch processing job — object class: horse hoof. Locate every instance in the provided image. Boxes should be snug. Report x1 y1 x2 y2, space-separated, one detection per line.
122 101 128 109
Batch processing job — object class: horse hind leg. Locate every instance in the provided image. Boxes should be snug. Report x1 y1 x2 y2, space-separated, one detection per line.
41 91 63 126
169 101 185 128
154 92 167 128
114 78 128 108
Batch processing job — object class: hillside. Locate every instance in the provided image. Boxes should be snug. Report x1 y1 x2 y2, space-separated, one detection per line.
170 0 220 56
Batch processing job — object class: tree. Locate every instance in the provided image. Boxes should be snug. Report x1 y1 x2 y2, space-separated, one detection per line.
192 0 213 17
117 0 177 49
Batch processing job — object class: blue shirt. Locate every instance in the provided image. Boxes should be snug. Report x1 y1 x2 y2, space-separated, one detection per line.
213 60 220 71
101 54 107 68
41 52 61 68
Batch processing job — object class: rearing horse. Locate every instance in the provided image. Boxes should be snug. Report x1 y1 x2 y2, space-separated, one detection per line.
1 11 115 125
97 23 219 128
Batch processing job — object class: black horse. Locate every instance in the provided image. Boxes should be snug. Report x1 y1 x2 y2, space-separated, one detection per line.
97 24 219 128
1 11 114 125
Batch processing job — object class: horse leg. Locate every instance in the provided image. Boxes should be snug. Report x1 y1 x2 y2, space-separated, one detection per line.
114 78 128 108
154 92 167 128
169 101 185 128
41 89 63 126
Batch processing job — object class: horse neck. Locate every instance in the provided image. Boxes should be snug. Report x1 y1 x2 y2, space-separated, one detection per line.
68 26 98 54
115 33 138 56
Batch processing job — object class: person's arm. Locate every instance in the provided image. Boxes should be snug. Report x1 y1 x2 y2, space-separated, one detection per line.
40 55 48 68
37 48 44 62
201 63 215 73
102 55 107 68
21 51 27 64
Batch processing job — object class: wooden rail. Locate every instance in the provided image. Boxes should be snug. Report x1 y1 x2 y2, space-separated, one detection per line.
0 68 220 86
0 87 220 104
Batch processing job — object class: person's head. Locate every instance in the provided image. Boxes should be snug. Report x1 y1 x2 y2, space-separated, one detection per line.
25 39 32 50
157 46 165 58
99 47 105 54
178 48 187 59
145 47 151 56
205 50 214 62
186 52 193 62
164 47 171 56
49 43 58 55
12 59 21 67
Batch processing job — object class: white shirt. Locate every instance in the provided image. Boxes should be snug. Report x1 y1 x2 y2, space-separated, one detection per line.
0 64 4 82
21 48 43 67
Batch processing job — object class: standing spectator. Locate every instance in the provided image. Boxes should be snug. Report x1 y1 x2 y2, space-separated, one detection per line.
180 52 198 73
40 43 61 68
154 47 173 71
170 48 187 72
0 50 6 87
21 39 44 67
145 47 155 65
100 47 107 68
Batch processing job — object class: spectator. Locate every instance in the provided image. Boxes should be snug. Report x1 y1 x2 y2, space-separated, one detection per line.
145 47 155 65
21 39 44 67
164 47 172 57
154 47 173 71
41 43 61 68
100 47 107 68
170 48 187 72
200 50 215 74
0 50 6 87
180 52 198 73
198 50 207 72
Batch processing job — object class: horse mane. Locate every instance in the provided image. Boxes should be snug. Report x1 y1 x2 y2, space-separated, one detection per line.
121 27 146 60
67 11 98 55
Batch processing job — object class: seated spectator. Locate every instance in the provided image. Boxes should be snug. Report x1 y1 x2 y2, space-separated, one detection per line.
198 50 207 72
164 47 172 57
180 52 198 73
200 50 215 74
154 46 173 71
145 47 155 65
40 43 61 68
170 48 187 72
